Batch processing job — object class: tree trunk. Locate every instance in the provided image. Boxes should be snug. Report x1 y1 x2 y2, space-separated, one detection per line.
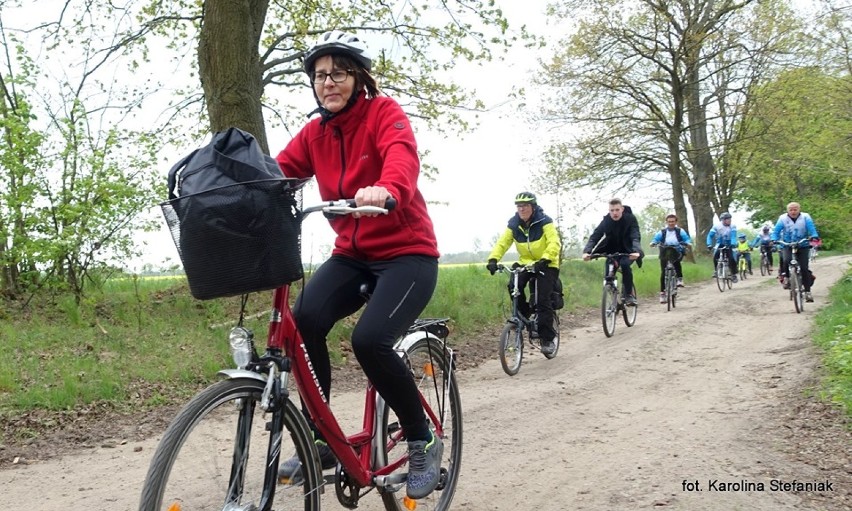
684 61 716 253
198 0 271 153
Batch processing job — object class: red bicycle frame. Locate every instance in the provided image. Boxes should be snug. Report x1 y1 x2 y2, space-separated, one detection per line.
265 282 441 488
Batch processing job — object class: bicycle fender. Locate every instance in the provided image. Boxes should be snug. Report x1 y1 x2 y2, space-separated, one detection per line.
395 331 444 354
217 368 266 382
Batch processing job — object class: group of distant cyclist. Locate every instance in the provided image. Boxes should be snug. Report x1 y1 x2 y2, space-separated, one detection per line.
485 193 823 352
705 202 821 302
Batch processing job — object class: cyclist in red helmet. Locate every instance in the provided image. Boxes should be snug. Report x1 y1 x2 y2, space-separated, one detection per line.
275 30 443 500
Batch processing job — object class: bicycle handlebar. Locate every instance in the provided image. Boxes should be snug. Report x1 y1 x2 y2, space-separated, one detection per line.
774 238 811 248
495 263 537 273
588 252 633 260
301 197 397 217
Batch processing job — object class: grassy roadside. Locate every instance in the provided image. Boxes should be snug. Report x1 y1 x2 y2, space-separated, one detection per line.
1 254 849 441
812 266 852 415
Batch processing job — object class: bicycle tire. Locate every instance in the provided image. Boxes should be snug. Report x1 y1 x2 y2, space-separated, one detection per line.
622 286 637 327
760 254 769 276
666 269 676 311
138 378 321 511
739 258 748 281
498 321 523 376
790 270 803 313
543 314 560 360
378 337 463 511
716 261 725 293
601 284 617 337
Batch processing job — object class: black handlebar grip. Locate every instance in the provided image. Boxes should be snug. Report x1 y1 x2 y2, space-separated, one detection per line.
345 197 397 211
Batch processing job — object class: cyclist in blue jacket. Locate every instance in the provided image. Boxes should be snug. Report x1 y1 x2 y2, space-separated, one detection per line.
650 214 692 303
706 212 738 283
771 202 819 302
749 224 776 271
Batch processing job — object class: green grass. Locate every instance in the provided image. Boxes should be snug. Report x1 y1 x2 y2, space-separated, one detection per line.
812 266 852 414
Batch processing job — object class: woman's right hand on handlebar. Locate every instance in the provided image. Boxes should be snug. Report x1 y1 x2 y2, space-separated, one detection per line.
353 186 393 218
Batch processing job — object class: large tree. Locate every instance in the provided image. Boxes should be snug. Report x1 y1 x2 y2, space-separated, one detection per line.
536 0 799 246
734 68 851 249
124 0 533 154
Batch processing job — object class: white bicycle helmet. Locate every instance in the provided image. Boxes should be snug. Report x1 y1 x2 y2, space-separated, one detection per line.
304 30 372 73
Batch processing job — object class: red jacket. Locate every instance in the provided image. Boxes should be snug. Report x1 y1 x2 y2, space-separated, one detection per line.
276 93 439 260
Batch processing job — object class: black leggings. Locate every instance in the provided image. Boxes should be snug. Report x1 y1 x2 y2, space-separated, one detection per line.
293 254 438 442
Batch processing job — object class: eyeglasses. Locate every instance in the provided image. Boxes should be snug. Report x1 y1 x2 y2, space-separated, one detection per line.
312 69 353 84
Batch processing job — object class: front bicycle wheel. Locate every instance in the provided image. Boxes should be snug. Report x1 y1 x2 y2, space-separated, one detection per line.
138 378 321 511
378 337 462 511
716 261 725 292
622 286 638 327
739 259 748 280
666 270 676 311
760 255 769 276
498 321 524 376
601 284 617 337
790 270 803 313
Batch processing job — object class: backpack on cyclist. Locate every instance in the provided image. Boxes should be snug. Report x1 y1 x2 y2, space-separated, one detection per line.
161 127 308 300
551 278 565 310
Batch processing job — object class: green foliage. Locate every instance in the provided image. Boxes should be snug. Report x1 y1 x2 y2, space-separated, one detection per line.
812 267 852 414
0 16 171 298
734 68 852 249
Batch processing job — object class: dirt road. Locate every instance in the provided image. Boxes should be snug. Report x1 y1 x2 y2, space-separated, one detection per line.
2 255 850 510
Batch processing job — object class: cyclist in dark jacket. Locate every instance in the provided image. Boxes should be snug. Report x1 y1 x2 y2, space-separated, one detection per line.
582 198 643 306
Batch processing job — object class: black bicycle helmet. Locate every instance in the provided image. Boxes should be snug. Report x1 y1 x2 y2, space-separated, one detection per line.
720 212 732 220
514 191 537 205
303 30 372 74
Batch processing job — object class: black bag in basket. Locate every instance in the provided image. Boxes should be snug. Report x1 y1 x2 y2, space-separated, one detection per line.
161 128 308 300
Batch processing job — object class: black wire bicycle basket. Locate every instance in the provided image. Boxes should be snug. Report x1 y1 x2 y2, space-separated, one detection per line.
161 178 306 300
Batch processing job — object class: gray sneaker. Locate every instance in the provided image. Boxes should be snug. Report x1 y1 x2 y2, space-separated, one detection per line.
278 440 337 485
406 431 444 499
732 274 738 283
805 292 814 302
540 339 556 355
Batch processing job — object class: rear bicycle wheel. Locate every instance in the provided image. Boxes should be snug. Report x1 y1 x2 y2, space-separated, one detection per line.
790 270 803 313
138 378 321 511
378 337 463 511
716 261 725 292
601 284 617 337
498 321 524 376
622 286 638 327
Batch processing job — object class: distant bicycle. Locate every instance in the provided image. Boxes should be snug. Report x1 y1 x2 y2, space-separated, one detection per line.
589 253 637 337
776 238 810 314
713 245 735 292
759 245 774 276
493 263 560 376
651 243 686 311
737 249 751 281
808 238 821 264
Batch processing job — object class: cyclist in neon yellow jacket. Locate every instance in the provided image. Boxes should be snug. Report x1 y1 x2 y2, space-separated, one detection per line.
486 192 561 355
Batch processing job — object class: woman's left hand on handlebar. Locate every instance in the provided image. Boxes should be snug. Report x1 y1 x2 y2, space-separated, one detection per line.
353 186 392 218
